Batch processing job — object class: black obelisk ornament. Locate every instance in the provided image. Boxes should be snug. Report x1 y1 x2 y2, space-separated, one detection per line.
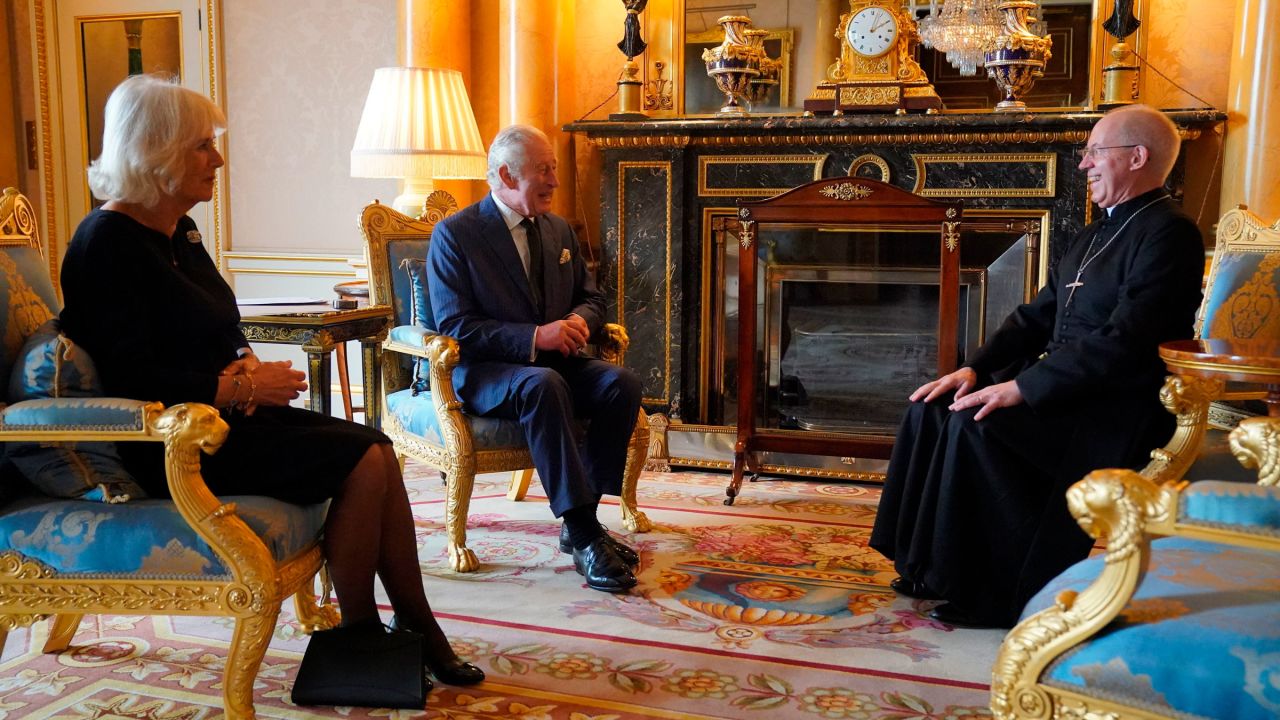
612 0 649 119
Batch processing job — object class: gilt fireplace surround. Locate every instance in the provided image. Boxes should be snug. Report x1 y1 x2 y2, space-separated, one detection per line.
565 110 1222 481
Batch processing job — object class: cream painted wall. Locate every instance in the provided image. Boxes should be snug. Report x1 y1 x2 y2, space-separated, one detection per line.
221 1 397 256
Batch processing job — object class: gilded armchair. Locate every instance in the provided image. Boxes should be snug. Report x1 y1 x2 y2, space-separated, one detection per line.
358 196 651 573
991 415 1280 719
0 188 336 720
1141 206 1280 484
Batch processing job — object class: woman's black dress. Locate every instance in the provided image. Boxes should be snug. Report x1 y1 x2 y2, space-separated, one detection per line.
60 209 386 503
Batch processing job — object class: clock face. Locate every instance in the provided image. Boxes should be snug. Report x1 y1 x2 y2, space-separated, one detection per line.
845 6 899 57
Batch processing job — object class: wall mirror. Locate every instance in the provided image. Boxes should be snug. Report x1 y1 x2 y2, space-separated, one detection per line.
18 0 224 275
647 0 1147 115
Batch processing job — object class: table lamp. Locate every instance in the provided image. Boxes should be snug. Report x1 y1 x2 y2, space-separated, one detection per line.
350 66 487 217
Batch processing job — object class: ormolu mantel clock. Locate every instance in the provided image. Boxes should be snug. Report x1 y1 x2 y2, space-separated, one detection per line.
805 0 942 114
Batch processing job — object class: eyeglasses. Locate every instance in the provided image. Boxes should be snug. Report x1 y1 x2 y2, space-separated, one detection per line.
1076 144 1140 160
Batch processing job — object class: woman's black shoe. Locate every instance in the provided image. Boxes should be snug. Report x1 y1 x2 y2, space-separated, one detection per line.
889 576 942 600
388 615 485 685
928 602 1008 629
426 656 486 686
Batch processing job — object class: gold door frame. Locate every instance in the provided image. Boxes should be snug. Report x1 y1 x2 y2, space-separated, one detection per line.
26 0 226 283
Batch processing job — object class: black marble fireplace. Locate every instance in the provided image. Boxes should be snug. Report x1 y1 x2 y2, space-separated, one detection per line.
566 110 1221 479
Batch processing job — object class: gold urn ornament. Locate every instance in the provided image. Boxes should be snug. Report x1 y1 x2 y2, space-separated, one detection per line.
983 0 1054 112
702 15 763 115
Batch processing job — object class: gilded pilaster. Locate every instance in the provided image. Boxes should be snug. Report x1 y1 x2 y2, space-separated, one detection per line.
813 0 843 84
400 0 481 207
1221 0 1280 219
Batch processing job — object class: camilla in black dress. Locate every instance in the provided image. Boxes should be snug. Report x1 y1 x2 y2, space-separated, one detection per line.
58 72 483 688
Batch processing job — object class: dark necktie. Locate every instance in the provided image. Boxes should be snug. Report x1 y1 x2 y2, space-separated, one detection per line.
520 217 545 316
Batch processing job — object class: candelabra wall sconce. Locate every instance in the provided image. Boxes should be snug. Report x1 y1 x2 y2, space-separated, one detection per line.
701 15 763 116
1099 0 1141 108
613 0 649 120
644 61 674 111
983 0 1053 112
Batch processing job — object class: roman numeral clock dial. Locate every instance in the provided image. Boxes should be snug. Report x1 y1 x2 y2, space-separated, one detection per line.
803 0 942 114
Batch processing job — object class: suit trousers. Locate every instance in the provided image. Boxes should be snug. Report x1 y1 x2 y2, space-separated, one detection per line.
478 354 642 517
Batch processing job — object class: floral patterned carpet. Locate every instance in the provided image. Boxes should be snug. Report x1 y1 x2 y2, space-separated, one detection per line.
0 463 1004 719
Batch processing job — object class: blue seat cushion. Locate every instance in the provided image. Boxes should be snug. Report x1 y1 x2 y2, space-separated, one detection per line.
1179 481 1280 538
3 322 146 502
0 495 327 578
1023 537 1280 720
385 388 526 449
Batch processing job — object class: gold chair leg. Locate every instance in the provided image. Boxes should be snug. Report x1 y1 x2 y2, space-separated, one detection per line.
223 609 280 720
506 469 534 501
293 571 340 634
0 627 9 658
620 409 653 532
41 613 83 653
446 463 480 572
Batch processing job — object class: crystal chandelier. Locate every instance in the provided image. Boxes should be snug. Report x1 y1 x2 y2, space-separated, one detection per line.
917 0 1007 76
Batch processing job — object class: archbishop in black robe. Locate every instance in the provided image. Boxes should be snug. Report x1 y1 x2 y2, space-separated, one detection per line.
869 187 1204 627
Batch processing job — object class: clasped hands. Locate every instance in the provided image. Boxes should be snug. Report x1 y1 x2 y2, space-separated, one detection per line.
535 314 591 357
910 367 1023 421
219 353 307 415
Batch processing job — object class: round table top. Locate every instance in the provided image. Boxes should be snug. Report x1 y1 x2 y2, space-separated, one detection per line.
1159 338 1280 383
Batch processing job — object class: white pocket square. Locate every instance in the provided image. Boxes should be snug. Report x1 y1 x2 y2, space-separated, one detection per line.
559 249 571 265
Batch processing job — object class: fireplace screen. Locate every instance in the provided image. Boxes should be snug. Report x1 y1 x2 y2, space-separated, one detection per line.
715 222 1035 433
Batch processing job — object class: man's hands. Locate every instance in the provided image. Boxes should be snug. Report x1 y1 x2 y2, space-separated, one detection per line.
535 314 590 356
909 367 1024 421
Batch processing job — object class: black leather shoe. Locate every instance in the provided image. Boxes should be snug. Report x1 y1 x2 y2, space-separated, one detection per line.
426 656 485 686
572 537 637 592
928 602 1007 629
559 523 640 567
890 576 942 601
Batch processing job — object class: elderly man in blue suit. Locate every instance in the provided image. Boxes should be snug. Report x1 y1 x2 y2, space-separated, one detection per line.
427 124 643 593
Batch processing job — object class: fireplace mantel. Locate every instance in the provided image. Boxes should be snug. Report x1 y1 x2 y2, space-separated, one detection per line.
565 109 1223 480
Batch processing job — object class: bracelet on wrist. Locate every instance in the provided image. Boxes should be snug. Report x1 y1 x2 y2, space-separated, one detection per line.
240 372 257 409
227 375 243 409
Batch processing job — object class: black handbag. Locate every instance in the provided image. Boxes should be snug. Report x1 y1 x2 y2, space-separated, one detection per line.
292 624 427 709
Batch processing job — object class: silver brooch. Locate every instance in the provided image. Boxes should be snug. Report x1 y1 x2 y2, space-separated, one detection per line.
186 230 203 244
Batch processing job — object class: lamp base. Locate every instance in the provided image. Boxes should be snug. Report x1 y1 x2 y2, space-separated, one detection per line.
391 179 436 218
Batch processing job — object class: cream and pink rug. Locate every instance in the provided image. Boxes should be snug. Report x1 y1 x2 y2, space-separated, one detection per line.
0 464 1002 718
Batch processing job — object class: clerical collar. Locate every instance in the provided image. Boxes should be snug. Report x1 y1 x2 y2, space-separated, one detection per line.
1105 188 1169 223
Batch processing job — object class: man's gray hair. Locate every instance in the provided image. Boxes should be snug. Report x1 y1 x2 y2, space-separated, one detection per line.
486 124 550 191
1106 104 1181 181
87 73 226 208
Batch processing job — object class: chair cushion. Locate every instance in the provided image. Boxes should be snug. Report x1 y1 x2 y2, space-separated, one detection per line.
386 388 526 449
399 257 435 393
1179 481 1280 538
0 494 327 577
0 243 61 384
1022 537 1280 720
1201 250 1280 341
387 238 433 331
3 323 144 502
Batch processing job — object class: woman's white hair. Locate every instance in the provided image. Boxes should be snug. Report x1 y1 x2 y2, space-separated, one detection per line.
87 73 226 208
486 124 549 191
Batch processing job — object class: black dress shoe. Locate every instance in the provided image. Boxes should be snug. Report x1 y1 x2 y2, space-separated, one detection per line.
559 523 640 566
572 537 637 592
928 602 1007 629
890 577 942 601
426 656 485 686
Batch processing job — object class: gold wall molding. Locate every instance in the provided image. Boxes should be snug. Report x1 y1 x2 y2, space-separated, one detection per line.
911 153 1058 198
697 154 826 197
616 160 673 405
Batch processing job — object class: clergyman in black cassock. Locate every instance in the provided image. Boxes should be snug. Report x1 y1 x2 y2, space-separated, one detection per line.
869 105 1205 628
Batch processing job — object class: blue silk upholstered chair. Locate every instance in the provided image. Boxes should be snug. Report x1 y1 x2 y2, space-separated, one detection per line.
359 195 652 573
990 208 1280 720
0 188 336 720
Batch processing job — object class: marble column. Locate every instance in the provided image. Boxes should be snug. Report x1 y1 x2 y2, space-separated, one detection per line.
813 0 843 84
400 0 481 207
1221 0 1280 220
500 0 573 218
